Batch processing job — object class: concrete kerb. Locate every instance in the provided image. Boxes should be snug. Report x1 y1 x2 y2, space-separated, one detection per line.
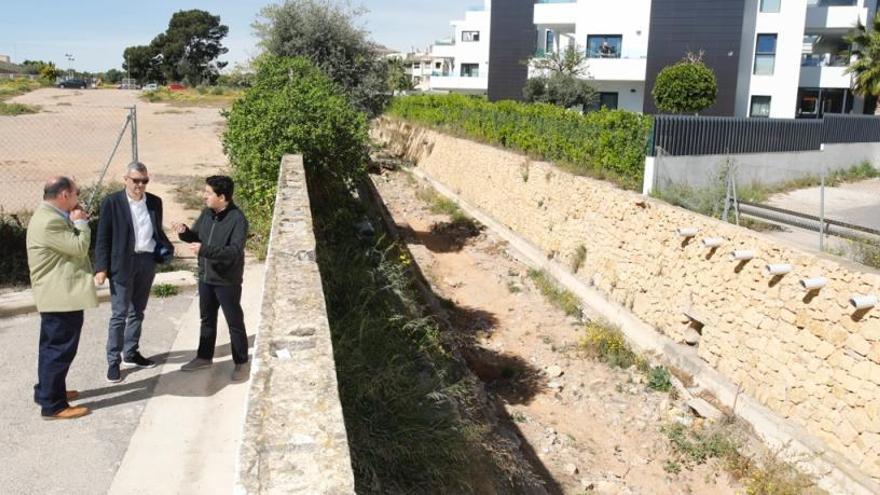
409 167 880 495
0 270 197 318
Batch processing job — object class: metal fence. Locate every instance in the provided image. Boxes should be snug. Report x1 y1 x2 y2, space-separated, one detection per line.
0 103 137 214
649 114 880 156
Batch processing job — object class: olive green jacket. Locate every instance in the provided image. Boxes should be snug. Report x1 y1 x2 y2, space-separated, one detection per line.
26 203 98 312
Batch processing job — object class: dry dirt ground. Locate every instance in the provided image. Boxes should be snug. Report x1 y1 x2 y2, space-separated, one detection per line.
1 87 226 254
371 167 745 494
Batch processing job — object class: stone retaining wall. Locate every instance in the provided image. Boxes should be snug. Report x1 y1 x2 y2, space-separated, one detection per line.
235 155 354 494
374 117 880 485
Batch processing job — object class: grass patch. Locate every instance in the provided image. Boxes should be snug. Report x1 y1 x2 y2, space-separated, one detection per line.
0 78 47 101
827 238 880 269
527 268 581 317
154 109 194 115
151 283 180 297
570 244 587 273
141 86 241 108
0 102 40 115
662 422 824 494
579 320 643 369
647 365 673 392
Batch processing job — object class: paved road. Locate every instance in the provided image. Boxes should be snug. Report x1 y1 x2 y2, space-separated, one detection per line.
0 291 194 495
768 178 880 231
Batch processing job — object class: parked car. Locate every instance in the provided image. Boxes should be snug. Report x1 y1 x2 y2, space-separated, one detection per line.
142 83 159 91
117 83 140 90
167 83 186 91
58 78 88 89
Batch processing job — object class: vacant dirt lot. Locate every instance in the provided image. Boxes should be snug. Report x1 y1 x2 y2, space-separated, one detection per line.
0 88 226 219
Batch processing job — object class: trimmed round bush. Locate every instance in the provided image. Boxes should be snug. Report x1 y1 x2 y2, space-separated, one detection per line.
652 61 717 114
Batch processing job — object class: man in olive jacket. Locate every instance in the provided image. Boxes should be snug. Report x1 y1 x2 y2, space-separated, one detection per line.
27 177 98 420
173 175 250 382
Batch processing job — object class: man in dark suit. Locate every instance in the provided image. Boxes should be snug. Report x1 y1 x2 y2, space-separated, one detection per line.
94 162 174 383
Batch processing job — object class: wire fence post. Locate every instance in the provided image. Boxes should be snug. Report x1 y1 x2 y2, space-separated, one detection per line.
819 144 826 252
130 106 138 164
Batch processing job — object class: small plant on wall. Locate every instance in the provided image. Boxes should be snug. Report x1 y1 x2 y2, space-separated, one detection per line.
652 50 718 115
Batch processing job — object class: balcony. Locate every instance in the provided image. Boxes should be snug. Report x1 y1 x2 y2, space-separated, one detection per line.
431 42 457 59
585 57 647 82
429 75 488 93
799 65 852 88
534 1 578 26
805 0 867 30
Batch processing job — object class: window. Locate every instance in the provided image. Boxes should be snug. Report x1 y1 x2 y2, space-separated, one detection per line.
413 63 420 69
760 0 781 12
435 62 442 69
462 31 480 42
598 92 619 110
587 35 622 58
460 63 479 77
754 34 777 75
750 96 771 117
546 30 555 54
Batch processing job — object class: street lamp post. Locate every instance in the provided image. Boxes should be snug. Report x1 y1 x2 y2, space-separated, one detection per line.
64 53 75 80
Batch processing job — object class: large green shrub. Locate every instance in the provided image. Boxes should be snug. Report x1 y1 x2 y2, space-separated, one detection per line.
223 55 369 255
387 94 652 189
652 60 717 114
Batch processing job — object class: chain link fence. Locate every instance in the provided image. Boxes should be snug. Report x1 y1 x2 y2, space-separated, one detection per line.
0 103 137 214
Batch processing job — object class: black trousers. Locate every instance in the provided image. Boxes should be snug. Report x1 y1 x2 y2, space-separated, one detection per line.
34 311 84 416
197 282 248 364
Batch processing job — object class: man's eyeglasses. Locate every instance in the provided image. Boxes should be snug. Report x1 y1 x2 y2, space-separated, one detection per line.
127 177 150 185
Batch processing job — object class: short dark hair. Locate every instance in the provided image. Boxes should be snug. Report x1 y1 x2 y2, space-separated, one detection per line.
206 175 234 202
43 177 75 200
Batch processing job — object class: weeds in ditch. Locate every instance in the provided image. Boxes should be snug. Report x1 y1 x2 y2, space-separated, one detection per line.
662 421 824 494
311 181 538 493
579 321 643 370
0 102 40 115
570 244 587 273
527 268 581 318
827 238 880 269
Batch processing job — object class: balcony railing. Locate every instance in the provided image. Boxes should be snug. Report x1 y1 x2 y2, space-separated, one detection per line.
801 53 849 67
807 0 857 6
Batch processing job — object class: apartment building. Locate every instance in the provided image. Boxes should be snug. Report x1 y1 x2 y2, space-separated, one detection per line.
435 0 877 117
428 1 491 94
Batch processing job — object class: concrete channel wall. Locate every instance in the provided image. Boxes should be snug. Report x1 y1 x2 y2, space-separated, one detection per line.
235 155 355 494
373 117 880 494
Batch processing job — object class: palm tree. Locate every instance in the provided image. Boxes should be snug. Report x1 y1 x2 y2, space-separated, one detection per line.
845 13 880 115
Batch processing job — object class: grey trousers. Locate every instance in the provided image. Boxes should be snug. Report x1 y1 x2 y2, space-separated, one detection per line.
106 253 156 366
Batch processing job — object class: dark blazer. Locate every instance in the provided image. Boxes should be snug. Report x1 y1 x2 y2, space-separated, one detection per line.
94 190 174 282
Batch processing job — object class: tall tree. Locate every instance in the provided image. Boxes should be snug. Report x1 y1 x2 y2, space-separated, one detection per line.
253 0 390 116
153 10 229 85
524 44 596 109
122 45 162 83
845 13 880 115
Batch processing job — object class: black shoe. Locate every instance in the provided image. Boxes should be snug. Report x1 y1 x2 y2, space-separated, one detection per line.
122 352 157 369
107 364 122 383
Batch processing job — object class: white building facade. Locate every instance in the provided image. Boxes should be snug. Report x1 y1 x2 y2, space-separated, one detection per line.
428 0 491 94
429 0 876 117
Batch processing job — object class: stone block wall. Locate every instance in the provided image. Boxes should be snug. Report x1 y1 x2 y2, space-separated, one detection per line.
235 155 355 494
374 118 880 482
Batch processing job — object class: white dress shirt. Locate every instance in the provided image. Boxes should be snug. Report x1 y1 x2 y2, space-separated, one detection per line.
127 194 156 254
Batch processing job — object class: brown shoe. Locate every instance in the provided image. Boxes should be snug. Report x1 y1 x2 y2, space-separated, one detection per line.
66 390 80 401
42 406 91 420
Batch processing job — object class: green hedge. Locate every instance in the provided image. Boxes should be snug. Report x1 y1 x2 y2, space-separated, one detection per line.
223 56 369 256
386 94 653 190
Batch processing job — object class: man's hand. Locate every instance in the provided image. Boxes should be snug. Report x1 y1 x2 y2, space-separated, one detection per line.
171 222 188 234
94 272 107 285
70 208 88 222
189 242 201 255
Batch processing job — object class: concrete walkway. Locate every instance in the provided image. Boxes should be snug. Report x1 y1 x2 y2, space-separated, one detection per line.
108 263 263 494
0 263 263 495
